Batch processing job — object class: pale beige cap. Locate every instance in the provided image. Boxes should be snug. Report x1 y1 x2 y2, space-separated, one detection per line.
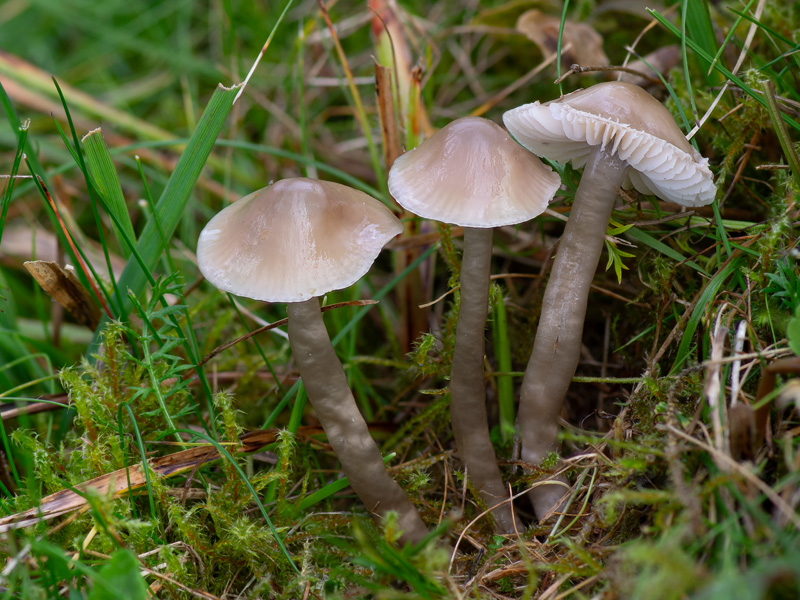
197 178 402 302
388 116 560 227
503 82 716 206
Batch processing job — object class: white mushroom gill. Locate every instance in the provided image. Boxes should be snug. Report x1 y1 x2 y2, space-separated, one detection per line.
505 99 716 206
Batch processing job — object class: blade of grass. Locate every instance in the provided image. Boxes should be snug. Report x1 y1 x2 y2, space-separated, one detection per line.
555 0 569 96
81 128 137 255
649 7 800 133
492 292 514 444
95 82 240 332
297 453 394 512
707 0 757 77
0 80 51 184
50 83 125 317
295 20 318 179
624 227 710 276
762 80 800 189
669 256 741 374
118 404 157 524
0 121 27 243
726 7 799 57
683 0 719 86
678 1 699 125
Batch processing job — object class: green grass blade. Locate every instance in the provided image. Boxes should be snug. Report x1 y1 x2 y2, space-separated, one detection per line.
707 0 756 77
51 81 124 316
492 292 514 444
81 128 137 254
762 80 800 189
0 80 49 182
625 227 710 276
103 83 240 325
555 0 570 96
649 7 800 133
679 1 699 123
0 121 27 244
118 404 157 522
669 257 741 374
297 453 394 512
684 0 719 85
726 7 797 50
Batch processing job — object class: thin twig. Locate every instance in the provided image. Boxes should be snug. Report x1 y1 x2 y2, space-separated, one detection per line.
554 63 661 86
193 299 378 372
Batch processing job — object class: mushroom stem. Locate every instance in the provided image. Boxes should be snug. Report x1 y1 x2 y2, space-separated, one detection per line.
518 146 629 519
287 298 429 544
450 227 518 534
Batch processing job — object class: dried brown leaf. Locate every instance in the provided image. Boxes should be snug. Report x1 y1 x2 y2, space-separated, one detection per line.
24 260 101 328
516 9 609 68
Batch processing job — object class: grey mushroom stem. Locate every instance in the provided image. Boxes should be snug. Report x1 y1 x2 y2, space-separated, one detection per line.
450 227 518 534
287 298 429 545
518 145 629 519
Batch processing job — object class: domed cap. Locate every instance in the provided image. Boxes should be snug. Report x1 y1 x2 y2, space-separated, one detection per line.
388 116 560 228
503 82 716 207
197 178 402 302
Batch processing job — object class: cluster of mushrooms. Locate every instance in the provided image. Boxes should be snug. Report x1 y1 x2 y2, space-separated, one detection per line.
196 82 717 545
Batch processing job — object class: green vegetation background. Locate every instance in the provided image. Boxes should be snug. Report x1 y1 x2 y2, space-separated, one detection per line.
0 0 799 598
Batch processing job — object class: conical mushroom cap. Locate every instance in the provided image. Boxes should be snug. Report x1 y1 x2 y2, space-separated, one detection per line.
197 178 402 302
388 116 560 228
503 82 716 206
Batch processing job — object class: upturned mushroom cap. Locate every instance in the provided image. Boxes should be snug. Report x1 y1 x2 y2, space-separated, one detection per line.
503 82 716 206
197 178 402 302
388 116 561 227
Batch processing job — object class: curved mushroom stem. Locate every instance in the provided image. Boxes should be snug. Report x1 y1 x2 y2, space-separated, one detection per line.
518 146 629 519
450 227 518 534
287 298 429 545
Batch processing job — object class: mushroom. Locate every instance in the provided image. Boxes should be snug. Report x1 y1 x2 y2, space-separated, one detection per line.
388 117 560 533
197 177 429 544
503 82 717 518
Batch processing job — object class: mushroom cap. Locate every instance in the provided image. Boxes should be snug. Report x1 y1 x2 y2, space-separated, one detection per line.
197 178 402 302
388 116 561 228
502 82 716 206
